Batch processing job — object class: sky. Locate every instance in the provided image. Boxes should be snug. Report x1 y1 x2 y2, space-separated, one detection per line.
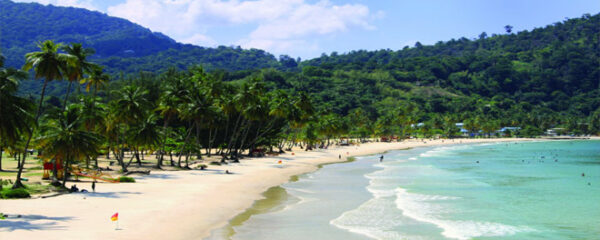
12 0 600 60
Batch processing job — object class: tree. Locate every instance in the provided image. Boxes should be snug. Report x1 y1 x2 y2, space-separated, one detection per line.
37 105 101 186
15 40 75 189
61 43 98 109
109 85 150 172
504 25 513 34
0 55 34 171
81 67 109 98
128 114 160 167
589 108 600 135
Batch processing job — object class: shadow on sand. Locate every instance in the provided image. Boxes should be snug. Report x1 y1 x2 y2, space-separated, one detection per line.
74 191 142 199
0 214 74 231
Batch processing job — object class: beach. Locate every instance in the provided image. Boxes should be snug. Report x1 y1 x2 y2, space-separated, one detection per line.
0 138 543 239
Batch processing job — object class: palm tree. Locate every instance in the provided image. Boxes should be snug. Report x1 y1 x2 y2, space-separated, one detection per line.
61 43 97 109
78 96 106 168
81 67 109 98
14 40 75 188
37 105 101 186
0 55 34 171
128 114 160 167
109 85 150 172
156 93 180 168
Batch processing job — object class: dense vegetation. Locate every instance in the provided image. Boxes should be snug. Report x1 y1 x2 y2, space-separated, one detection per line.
0 1 598 193
0 0 284 73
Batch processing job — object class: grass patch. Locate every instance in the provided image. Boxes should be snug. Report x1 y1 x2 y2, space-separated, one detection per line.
118 176 135 183
24 183 55 195
27 166 43 170
1 188 30 199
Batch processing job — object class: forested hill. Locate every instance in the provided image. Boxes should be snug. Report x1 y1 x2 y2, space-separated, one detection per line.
0 0 282 73
297 13 599 117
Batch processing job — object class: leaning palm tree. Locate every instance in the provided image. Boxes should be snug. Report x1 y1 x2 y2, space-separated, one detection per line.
13 41 75 188
0 56 34 171
37 105 101 186
61 43 97 109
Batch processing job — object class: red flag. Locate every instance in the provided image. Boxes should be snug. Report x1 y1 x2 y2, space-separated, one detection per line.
111 213 118 221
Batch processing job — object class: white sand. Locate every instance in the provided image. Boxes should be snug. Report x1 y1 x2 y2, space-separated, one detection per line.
0 138 531 240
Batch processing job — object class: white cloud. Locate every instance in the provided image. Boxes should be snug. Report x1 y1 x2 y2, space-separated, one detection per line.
180 33 217 46
12 0 98 11
13 0 378 57
106 0 376 55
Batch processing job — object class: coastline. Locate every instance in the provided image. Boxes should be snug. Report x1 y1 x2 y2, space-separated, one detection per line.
0 138 541 240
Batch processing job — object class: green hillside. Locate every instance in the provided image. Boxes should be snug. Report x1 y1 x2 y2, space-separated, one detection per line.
0 0 283 73
1 0 598 135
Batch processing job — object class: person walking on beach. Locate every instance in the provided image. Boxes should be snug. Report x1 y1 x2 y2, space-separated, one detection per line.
379 155 384 162
92 180 96 192
339 154 342 159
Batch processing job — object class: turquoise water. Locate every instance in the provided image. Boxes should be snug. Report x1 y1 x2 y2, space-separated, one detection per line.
225 140 600 240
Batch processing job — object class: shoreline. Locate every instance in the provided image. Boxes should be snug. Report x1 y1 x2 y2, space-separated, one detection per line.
207 138 534 239
0 138 565 240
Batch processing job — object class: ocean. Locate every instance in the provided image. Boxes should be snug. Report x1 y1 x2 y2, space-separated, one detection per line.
211 140 600 240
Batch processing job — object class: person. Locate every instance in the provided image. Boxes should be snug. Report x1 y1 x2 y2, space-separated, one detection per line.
339 154 341 159
92 181 96 192
379 155 384 162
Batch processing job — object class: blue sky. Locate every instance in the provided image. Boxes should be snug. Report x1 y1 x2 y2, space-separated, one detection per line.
13 0 600 59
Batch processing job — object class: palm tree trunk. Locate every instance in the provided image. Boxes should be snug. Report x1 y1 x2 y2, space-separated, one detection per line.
61 155 69 187
0 146 3 171
195 122 202 160
238 120 252 157
156 116 171 169
135 148 141 166
178 122 195 167
206 128 213 157
62 80 73 111
226 114 243 156
114 133 128 173
51 159 59 185
14 80 49 189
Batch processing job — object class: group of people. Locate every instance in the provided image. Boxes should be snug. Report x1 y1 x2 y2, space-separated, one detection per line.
69 181 97 193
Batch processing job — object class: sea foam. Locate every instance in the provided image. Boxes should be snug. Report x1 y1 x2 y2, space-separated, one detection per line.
330 198 409 240
395 188 533 240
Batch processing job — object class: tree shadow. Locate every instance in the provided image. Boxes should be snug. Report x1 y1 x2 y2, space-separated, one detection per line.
136 173 178 180
75 191 142 199
0 214 74 231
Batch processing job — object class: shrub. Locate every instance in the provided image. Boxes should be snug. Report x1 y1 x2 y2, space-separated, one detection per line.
118 176 136 183
1 188 31 199
197 164 207 170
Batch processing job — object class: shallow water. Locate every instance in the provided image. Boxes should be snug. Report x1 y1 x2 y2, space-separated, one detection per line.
211 140 600 240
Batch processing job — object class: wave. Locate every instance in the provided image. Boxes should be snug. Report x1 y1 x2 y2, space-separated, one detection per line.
419 145 474 158
395 188 533 240
330 198 410 240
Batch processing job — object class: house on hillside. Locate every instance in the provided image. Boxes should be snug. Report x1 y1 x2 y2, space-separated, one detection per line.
497 127 521 137
455 123 470 137
545 128 567 136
